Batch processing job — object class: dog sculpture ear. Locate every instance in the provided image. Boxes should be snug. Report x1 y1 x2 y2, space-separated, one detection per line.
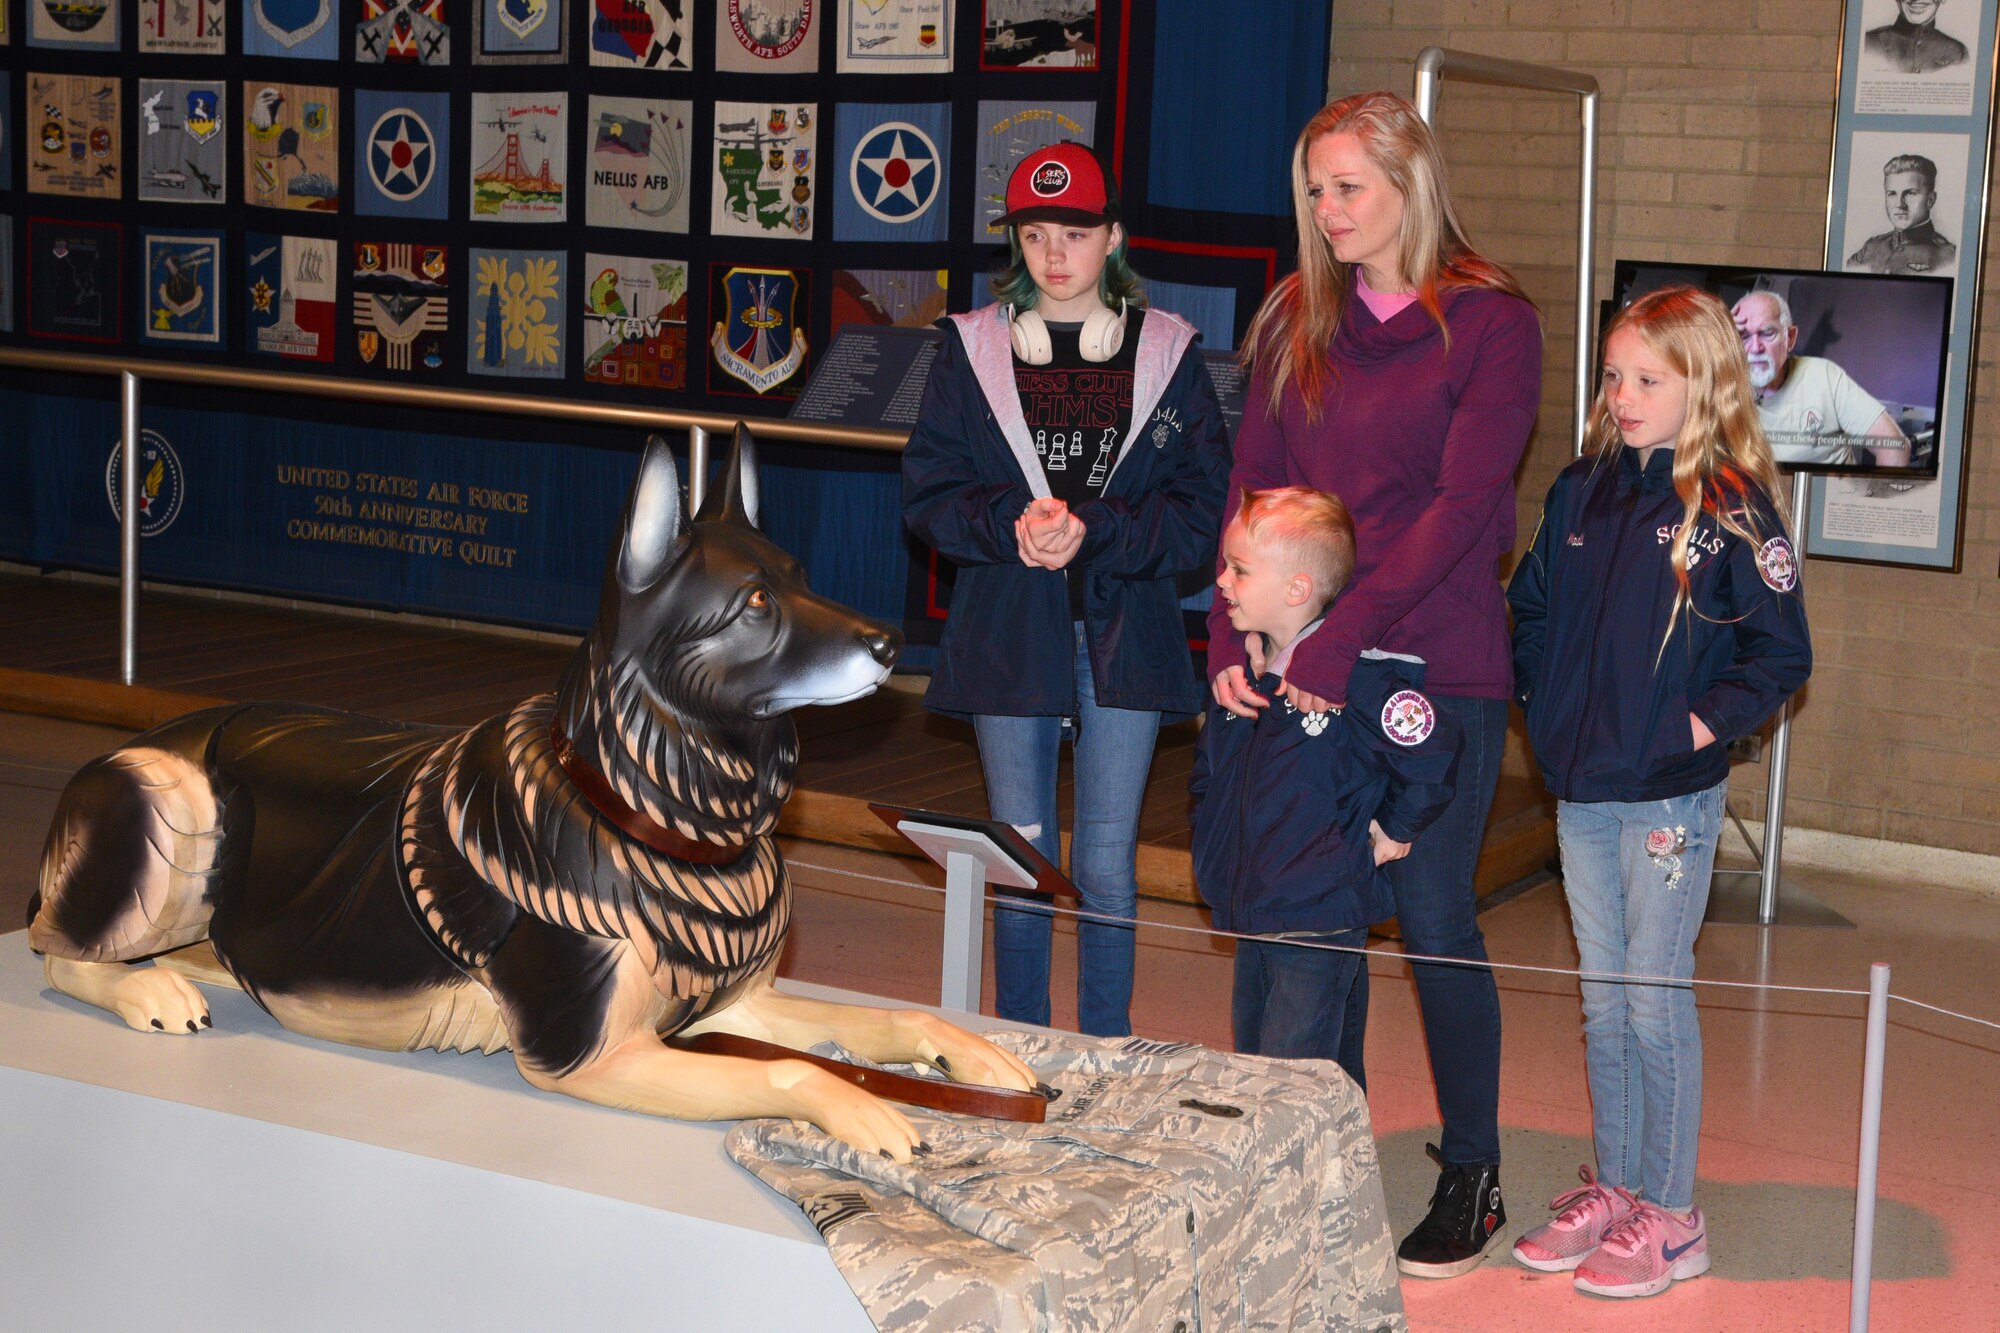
694 421 761 529
617 434 685 592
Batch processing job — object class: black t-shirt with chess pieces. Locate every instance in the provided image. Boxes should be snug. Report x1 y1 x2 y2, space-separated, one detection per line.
1012 307 1145 619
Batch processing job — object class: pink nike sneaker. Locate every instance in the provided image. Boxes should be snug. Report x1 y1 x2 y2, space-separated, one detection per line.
1572 1200 1710 1298
1511 1165 1638 1272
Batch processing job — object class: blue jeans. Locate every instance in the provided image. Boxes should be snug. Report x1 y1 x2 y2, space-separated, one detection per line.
1369 694 1508 1166
1556 780 1724 1212
973 624 1160 1036
1233 929 1372 1088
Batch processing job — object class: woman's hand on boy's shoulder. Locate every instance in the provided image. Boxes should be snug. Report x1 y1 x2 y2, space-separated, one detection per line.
1276 679 1334 716
1210 665 1268 718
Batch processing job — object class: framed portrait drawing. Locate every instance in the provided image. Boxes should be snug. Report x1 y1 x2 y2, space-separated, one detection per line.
1817 0 1997 570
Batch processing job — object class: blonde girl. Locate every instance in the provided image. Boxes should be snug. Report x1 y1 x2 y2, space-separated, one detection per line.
1506 285 1812 1298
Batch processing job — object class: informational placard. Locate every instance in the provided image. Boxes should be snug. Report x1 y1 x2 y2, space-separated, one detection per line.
1816 0 1994 570
787 323 942 429
1202 348 1247 444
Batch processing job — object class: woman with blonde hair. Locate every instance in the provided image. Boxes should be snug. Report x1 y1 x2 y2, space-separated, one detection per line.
1506 285 1809 1296
1208 90 1541 1278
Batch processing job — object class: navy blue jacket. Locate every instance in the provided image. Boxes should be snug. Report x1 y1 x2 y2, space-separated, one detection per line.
1190 652 1460 935
1508 448 1813 803
902 305 1232 718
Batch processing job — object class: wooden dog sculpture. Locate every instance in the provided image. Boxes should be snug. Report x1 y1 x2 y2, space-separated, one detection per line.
29 427 1033 1160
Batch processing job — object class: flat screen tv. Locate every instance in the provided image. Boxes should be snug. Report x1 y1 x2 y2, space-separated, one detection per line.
1611 261 1951 477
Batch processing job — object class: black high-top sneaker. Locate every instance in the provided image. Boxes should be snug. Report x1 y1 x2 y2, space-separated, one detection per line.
1397 1142 1507 1278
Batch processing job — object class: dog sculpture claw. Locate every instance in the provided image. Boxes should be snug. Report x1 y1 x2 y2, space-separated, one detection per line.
30 424 1034 1161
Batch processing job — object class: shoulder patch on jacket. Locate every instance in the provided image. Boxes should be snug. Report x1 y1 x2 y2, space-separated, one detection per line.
1756 535 1798 592
1380 689 1436 746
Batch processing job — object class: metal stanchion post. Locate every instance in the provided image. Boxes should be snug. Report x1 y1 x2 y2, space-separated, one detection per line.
1708 468 1848 927
1412 48 1598 456
1850 961 1890 1333
1756 467 1813 923
687 424 710 512
1759 710 1794 924
119 370 142 685
938 849 985 1015
1575 88 1598 455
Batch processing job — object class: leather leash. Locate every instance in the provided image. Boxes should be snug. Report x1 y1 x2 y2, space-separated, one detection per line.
671 1030 1051 1123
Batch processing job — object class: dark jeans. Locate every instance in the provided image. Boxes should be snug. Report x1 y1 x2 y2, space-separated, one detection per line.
1232 929 1372 1089
1357 692 1508 1167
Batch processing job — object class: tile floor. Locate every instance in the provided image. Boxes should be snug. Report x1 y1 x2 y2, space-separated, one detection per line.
6 712 1997 1329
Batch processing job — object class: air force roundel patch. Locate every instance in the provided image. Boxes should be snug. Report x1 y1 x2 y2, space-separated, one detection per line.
368 108 437 201
1756 536 1798 592
1381 689 1436 747
850 121 940 224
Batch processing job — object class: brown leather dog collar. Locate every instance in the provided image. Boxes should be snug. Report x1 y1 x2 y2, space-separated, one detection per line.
549 722 747 865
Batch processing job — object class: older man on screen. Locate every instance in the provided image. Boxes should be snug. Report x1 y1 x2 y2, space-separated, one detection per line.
1730 291 1910 468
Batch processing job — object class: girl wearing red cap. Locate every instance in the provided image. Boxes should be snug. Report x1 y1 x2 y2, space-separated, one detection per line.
1209 91 1542 1278
903 143 1232 1036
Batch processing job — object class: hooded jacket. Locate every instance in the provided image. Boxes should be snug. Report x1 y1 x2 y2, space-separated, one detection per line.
903 304 1233 718
1190 651 1460 936
1508 447 1813 804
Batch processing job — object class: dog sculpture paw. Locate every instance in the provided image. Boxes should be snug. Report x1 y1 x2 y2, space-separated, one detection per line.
777 1062 928 1163
46 958 212 1035
897 1011 1038 1091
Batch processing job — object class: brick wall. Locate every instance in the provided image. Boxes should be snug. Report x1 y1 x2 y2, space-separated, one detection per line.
1329 1 2000 856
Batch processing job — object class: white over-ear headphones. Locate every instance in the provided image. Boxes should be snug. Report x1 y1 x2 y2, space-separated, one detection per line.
1008 299 1129 366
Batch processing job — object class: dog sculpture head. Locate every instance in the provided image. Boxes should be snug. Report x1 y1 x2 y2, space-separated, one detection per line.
555 425 902 846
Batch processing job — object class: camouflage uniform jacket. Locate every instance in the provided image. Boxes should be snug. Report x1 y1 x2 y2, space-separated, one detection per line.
1846 220 1957 275
726 1032 1407 1333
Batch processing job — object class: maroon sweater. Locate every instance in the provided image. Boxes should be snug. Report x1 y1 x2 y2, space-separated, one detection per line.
1208 283 1543 705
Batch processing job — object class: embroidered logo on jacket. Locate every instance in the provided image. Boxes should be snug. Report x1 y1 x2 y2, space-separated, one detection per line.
1657 522 1727 569
1300 709 1329 736
1756 536 1798 592
1381 690 1435 746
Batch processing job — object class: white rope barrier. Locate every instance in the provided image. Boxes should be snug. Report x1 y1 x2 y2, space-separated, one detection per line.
786 855 2000 1031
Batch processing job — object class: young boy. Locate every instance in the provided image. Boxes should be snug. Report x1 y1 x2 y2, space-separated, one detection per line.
1190 486 1461 1088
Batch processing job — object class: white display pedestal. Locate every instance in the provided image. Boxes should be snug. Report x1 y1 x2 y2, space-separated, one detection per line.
867 802 1074 1019
0 933 882 1332
890 819 1045 1015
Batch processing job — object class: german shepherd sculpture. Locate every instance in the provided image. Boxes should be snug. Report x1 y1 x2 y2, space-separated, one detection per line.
29 428 1033 1160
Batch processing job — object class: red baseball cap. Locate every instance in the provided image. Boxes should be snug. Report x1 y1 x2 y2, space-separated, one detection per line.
998 141 1119 227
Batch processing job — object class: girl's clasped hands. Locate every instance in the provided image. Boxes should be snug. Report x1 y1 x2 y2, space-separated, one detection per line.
1015 497 1085 570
